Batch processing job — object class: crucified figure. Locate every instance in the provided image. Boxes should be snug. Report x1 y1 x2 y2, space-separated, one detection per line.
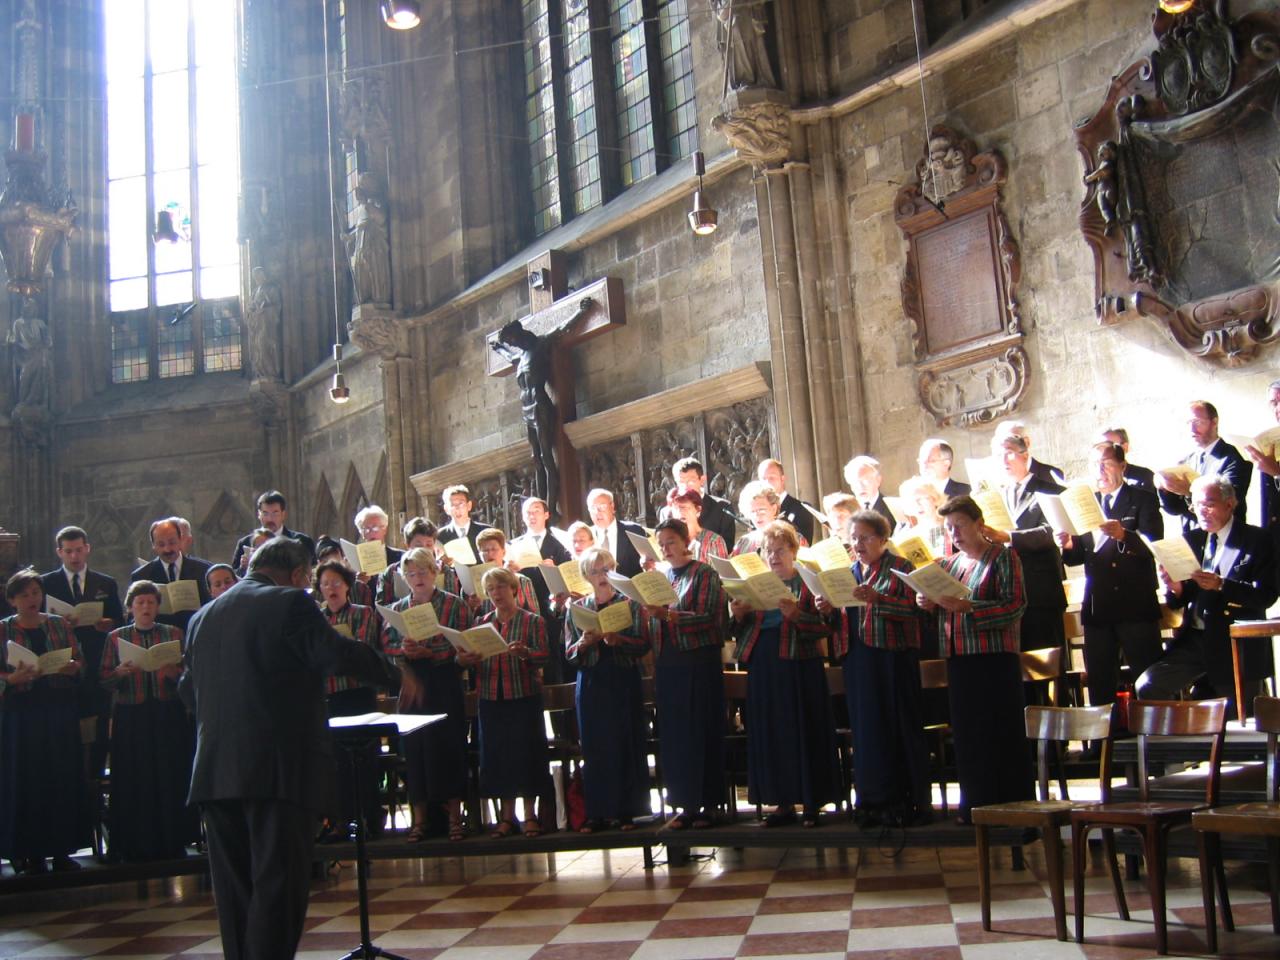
490 299 594 519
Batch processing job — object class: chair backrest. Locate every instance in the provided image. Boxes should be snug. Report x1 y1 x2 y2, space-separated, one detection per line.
1025 704 1112 801
1020 646 1062 682
1127 698 1228 804
824 665 845 697
920 658 948 689
542 682 577 713
1254 695 1280 803
723 670 749 701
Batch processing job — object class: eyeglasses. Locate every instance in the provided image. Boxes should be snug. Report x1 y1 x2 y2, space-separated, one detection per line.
850 534 884 544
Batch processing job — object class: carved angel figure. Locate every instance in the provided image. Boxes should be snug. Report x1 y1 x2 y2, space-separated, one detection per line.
711 0 777 93
1082 141 1119 234
245 267 283 380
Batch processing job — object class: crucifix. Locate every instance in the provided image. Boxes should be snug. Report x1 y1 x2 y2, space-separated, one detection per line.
486 249 625 522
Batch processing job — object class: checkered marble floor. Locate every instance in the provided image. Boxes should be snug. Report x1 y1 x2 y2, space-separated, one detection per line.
1 841 1277 959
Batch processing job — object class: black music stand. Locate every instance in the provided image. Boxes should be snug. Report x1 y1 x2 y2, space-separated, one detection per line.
330 714 441 960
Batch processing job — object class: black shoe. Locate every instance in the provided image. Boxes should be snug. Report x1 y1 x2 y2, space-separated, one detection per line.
51 855 81 872
854 807 883 830
23 859 49 875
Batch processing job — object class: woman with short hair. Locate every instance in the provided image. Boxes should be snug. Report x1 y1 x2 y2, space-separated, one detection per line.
667 488 728 561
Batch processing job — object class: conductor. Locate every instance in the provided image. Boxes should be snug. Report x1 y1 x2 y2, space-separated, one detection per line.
179 537 400 960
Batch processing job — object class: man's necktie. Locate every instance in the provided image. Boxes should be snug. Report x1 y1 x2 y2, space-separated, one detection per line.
168 562 177 584
601 529 611 554
72 573 82 603
1204 533 1219 572
1103 493 1113 515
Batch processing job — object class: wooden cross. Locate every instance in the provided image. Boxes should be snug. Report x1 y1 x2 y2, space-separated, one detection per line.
486 249 626 522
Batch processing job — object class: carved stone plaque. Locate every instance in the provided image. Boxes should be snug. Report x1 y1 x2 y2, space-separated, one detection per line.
895 126 1027 428
1075 2 1280 366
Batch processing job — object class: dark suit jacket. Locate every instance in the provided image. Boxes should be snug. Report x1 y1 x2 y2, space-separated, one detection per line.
600 520 649 577
1158 438 1251 532
1167 521 1277 684
131 555 213 632
1260 472 1280 564
1029 459 1065 485
698 492 739 547
1059 485 1163 625
180 573 397 811
231 526 316 572
511 530 572 617
943 478 972 499
436 520 493 558
40 567 124 686
860 494 896 530
778 493 816 544
1005 475 1068 612
1123 462 1157 495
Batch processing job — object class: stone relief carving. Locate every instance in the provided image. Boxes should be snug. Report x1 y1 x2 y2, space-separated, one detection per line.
896 127 1027 427
711 0 777 93
245 266 283 380
704 398 772 509
348 306 402 358
581 439 640 521
1076 1 1280 365
711 93 791 168
470 477 503 529
344 173 391 306
199 491 249 538
642 421 698 524
339 75 391 151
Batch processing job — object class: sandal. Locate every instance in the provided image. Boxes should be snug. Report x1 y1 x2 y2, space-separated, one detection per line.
448 818 466 842
690 811 714 830
801 809 820 829
578 819 603 834
522 818 542 839
489 819 517 839
616 818 636 832
405 824 427 842
662 813 692 831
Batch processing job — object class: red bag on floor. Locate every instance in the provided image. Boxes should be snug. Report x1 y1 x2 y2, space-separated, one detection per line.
566 767 587 831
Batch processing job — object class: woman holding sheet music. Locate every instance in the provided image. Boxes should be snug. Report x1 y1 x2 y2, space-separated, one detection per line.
382 548 471 842
100 580 196 861
646 519 727 830
0 570 87 875
729 521 837 828
916 496 1032 823
822 511 932 829
564 547 651 832
468 566 551 838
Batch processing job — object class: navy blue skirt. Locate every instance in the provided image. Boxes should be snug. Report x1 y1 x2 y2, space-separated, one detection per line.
745 627 839 809
478 695 551 799
655 644 725 812
844 641 931 812
576 648 650 821
402 662 468 803
108 698 198 861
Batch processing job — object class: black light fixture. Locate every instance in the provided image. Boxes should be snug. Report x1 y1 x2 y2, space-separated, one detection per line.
381 0 421 29
330 343 351 404
687 151 718 236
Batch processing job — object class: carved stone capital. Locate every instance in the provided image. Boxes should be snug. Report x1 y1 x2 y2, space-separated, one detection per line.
712 89 791 168
248 377 289 425
917 342 1029 428
348 304 404 359
9 402 50 446
338 76 391 151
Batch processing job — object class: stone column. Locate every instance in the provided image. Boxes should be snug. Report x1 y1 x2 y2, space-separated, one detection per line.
349 304 413 531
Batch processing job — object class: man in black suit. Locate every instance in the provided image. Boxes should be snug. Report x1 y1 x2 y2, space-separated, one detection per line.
757 458 817 544
917 438 970 499
988 433 1067 652
511 496 573 683
586 487 649 576
131 517 212 632
1137 476 1277 718
673 456 738 545
844 455 897 529
1100 427 1156 494
41 525 124 777
434 485 493 558
1242 379 1280 558
231 490 316 573
1058 443 1164 713
353 504 403 565
995 421 1065 486
179 537 399 960
1157 399 1251 533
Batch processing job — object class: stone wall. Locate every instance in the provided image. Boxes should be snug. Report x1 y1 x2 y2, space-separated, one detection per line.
834 0 1280 522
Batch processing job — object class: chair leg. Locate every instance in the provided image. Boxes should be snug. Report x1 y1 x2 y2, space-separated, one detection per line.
1195 829 1218 953
1268 837 1280 935
1210 831 1233 933
1144 826 1167 955
1041 823 1067 942
1072 822 1089 943
1010 843 1025 872
976 823 992 932
1103 827 1129 921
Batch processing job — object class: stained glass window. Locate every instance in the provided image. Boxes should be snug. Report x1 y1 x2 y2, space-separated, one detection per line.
105 0 242 382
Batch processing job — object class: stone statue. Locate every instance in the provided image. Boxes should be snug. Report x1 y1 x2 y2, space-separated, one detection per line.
7 297 51 411
345 174 391 306
245 266 282 380
919 132 969 204
1082 141 1119 234
490 300 594 519
712 0 777 93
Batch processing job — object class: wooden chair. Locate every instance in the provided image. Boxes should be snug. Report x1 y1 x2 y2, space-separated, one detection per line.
542 682 580 831
1193 695 1280 950
825 665 853 817
972 704 1112 941
722 670 751 820
1070 698 1227 955
1021 645 1063 707
919 658 952 815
